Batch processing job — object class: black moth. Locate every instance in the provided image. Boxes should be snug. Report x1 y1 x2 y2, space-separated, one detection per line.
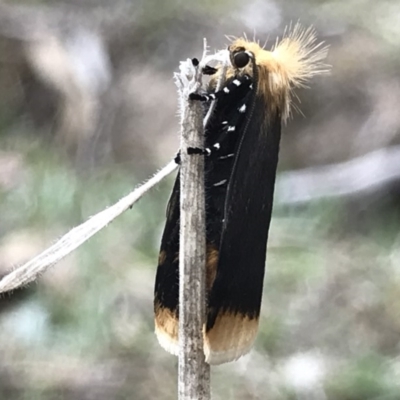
154 26 328 365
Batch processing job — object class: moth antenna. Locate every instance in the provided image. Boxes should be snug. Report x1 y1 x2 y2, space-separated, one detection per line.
267 22 329 120
291 101 304 119
262 35 269 49
225 34 237 43
274 34 279 50
292 92 305 118
272 23 329 84
293 90 301 105
202 37 208 60
228 23 329 120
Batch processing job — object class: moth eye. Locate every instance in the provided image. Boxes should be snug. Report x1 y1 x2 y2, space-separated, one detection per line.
233 51 250 68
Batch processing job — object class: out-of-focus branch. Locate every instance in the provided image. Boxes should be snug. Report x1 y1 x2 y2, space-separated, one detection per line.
276 145 400 204
0 160 177 294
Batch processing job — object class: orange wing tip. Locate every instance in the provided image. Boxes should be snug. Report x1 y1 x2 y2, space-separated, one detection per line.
154 307 179 356
155 308 260 364
155 325 179 356
203 313 259 365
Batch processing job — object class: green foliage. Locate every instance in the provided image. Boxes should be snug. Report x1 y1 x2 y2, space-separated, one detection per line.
326 355 399 400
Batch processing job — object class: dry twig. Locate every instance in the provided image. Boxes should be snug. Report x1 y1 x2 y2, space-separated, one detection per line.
175 41 229 400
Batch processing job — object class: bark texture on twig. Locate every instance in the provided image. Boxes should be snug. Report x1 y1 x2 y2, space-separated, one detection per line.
176 57 210 400
175 44 230 400
178 93 210 400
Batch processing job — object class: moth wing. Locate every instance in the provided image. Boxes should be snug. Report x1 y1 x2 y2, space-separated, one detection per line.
154 173 181 355
204 99 282 364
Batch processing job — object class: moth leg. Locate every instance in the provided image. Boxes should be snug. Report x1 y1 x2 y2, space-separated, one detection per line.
174 151 181 165
202 65 218 75
191 57 218 75
187 147 211 156
175 147 211 164
189 74 251 102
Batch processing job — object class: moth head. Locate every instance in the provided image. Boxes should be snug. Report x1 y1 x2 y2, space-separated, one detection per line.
227 25 329 121
228 46 253 70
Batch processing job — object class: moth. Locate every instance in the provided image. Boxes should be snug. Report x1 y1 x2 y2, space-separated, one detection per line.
154 25 328 365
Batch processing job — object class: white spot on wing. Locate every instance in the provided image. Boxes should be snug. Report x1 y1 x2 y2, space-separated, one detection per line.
219 153 235 160
213 143 220 149
233 79 241 86
213 179 227 187
223 87 230 93
239 104 246 113
228 126 236 132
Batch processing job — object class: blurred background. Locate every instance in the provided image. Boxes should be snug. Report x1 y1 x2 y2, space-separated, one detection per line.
1 0 400 399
